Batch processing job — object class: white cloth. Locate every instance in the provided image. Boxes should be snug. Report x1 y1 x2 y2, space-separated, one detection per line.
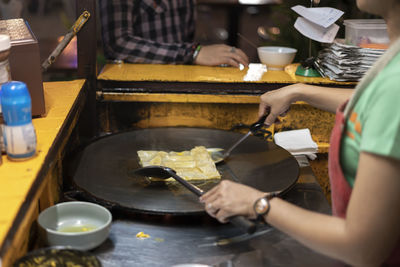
274 129 318 159
243 63 267 81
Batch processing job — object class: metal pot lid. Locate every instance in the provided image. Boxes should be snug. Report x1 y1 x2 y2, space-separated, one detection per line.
71 127 299 215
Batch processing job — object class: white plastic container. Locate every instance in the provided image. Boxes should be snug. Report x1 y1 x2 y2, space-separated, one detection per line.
344 19 389 47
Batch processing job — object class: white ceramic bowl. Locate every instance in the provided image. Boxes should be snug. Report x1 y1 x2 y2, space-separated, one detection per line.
257 46 297 70
38 201 112 250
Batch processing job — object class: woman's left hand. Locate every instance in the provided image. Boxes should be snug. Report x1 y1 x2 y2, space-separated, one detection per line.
199 180 265 223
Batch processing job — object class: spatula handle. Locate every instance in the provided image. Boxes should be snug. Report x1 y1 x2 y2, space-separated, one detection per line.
250 110 270 133
170 172 203 196
229 215 257 234
170 170 257 234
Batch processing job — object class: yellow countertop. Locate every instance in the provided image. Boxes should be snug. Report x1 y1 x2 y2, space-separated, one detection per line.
98 63 354 85
0 79 85 251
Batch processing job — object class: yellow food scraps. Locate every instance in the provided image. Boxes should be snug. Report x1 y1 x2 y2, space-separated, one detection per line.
136 231 150 239
137 146 221 181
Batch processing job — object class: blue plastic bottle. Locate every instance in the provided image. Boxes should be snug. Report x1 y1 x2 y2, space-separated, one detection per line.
1 81 36 160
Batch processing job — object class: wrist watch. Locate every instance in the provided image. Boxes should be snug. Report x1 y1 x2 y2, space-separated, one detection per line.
253 192 278 222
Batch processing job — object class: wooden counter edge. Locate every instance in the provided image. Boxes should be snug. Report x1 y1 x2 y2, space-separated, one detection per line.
0 80 88 267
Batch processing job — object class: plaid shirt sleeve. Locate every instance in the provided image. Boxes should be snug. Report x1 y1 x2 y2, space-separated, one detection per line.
99 0 197 64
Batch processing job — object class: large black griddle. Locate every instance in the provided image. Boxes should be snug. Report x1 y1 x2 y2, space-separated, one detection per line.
71 127 299 215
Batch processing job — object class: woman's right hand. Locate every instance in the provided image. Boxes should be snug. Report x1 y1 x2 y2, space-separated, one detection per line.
259 84 299 126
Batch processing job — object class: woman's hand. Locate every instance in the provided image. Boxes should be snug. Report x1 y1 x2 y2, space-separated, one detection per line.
199 180 265 223
195 44 249 68
259 84 299 126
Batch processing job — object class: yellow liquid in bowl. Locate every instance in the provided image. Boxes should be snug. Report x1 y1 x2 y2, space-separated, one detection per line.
57 225 97 233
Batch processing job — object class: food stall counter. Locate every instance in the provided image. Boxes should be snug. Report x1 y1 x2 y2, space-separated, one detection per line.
0 79 86 267
98 63 355 85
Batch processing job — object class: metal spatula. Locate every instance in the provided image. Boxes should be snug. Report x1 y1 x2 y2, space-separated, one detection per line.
132 166 257 234
209 112 269 164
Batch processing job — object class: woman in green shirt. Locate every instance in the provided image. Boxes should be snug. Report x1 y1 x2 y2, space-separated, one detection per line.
200 0 400 265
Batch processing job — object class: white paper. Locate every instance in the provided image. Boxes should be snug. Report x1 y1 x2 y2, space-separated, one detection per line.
294 17 339 43
274 128 318 155
292 5 344 28
315 39 385 81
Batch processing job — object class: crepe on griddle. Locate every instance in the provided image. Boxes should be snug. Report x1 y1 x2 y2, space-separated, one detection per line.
137 146 221 181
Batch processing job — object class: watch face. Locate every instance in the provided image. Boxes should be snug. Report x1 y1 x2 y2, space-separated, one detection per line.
255 197 269 215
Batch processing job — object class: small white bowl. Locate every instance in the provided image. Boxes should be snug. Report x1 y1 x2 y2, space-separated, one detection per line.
257 46 297 70
38 201 112 250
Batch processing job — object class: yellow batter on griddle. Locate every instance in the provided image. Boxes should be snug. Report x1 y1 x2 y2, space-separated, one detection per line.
137 146 221 181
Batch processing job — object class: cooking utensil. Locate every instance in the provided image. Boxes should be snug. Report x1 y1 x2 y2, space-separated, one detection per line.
209 113 269 164
237 33 258 49
199 227 274 247
71 127 299 215
42 11 90 72
132 166 257 234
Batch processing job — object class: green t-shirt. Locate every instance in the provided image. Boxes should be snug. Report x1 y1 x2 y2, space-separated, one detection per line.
340 52 400 187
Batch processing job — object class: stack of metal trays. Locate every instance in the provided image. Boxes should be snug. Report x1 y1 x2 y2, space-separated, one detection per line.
315 39 386 81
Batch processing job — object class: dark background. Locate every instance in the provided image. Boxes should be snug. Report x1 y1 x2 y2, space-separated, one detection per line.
0 0 379 80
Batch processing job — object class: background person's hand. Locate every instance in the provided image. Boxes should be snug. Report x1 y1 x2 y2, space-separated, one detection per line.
199 180 265 223
194 44 249 67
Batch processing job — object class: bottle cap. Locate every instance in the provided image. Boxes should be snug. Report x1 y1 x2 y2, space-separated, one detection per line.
1 81 32 126
0 35 11 52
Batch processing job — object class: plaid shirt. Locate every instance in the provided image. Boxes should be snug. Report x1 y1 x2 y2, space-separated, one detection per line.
99 0 197 64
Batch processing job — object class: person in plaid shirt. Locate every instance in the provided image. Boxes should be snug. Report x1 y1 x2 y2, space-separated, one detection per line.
99 0 248 67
